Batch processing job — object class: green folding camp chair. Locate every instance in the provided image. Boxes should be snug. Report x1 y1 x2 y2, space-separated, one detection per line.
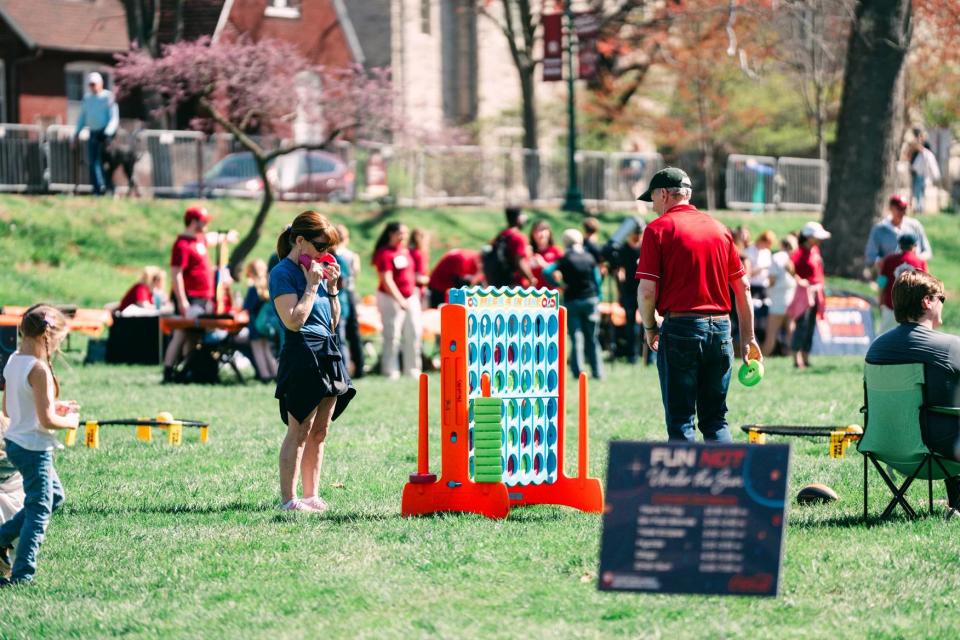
859 363 960 520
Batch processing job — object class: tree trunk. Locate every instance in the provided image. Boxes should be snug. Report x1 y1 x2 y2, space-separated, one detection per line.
229 159 274 276
519 65 540 201
694 78 717 211
822 0 911 277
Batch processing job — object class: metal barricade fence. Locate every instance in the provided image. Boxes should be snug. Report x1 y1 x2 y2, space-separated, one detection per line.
725 154 778 211
138 129 205 197
578 151 608 204
0 124 44 192
608 152 663 206
45 124 91 192
415 145 489 205
776 157 828 212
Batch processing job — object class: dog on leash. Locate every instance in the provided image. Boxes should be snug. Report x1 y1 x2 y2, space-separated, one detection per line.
103 134 141 197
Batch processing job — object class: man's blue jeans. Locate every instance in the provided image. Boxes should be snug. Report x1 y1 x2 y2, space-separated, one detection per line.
912 173 925 212
656 317 733 442
87 129 107 194
566 297 603 379
0 440 65 583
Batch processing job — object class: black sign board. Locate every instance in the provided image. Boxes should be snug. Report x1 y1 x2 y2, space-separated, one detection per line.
598 441 790 597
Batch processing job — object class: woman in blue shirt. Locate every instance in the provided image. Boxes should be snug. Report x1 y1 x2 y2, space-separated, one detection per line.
270 211 356 513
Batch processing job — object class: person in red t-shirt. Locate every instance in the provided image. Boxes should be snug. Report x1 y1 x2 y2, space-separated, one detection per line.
489 207 536 287
635 167 760 442
427 249 484 307
529 219 563 289
789 221 831 369
118 266 166 313
372 222 422 378
163 205 216 382
877 233 928 334
408 228 431 302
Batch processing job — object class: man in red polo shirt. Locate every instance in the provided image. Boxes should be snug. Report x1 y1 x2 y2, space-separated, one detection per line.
635 168 761 442
427 248 484 307
163 205 215 382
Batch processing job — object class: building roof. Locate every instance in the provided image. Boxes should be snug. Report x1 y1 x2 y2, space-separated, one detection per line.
0 0 129 53
339 0 390 68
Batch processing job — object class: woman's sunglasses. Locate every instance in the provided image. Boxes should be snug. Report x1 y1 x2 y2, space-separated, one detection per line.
308 238 329 252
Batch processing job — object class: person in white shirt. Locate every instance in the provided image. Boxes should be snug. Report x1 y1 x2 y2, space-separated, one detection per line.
762 234 798 357
745 230 775 299
0 305 80 586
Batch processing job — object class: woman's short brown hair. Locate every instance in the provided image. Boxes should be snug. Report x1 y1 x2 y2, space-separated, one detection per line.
276 210 340 259
892 269 943 323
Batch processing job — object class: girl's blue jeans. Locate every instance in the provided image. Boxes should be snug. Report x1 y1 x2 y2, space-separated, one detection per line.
0 439 65 583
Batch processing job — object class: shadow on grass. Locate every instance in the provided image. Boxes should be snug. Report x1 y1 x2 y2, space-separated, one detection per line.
789 510 951 529
62 500 273 516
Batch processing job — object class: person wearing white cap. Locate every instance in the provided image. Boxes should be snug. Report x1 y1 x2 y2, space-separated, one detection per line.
74 71 119 195
789 221 831 368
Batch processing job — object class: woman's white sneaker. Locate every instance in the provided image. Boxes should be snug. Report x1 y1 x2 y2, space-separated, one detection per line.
301 496 329 513
280 498 312 512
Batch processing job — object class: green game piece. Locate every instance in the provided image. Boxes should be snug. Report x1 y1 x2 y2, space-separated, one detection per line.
473 397 501 406
472 423 503 432
472 415 501 424
474 465 504 476
473 406 502 416
474 454 503 465
738 359 765 387
474 475 503 483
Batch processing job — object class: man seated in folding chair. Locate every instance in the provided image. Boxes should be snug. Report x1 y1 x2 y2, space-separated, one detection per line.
863 269 960 518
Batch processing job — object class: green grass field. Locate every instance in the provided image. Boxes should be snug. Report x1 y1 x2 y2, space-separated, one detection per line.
2 194 958 331
2 196 959 638
1 358 958 639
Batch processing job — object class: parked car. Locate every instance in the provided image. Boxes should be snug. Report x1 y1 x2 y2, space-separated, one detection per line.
183 150 354 201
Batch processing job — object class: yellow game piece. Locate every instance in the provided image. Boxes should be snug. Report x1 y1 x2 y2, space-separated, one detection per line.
64 428 77 447
829 430 849 458
748 430 766 444
168 421 183 446
199 425 209 444
84 421 100 449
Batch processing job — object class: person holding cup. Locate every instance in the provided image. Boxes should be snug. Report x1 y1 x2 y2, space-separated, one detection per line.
271 211 356 513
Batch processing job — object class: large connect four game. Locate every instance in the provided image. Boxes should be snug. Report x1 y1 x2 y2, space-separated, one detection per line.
402 286 604 519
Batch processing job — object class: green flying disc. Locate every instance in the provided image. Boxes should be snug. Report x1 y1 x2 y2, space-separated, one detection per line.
738 359 764 387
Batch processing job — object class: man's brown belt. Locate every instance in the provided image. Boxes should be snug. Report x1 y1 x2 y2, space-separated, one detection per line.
663 311 729 321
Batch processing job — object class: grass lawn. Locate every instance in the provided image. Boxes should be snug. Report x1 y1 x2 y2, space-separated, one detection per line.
1 356 958 639
2 194 958 331
2 196 959 637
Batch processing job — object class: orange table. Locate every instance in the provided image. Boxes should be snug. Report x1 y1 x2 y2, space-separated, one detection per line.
159 311 249 335
0 308 113 338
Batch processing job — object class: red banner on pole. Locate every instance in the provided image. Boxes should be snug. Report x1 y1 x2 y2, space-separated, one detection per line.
574 11 600 80
542 13 563 82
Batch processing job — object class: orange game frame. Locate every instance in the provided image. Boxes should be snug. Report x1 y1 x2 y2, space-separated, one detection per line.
401 292 604 519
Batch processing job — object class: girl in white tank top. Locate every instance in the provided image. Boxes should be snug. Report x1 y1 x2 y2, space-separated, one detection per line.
0 305 79 586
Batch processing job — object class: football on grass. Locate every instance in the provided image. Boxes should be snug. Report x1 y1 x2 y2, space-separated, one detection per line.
796 483 839 505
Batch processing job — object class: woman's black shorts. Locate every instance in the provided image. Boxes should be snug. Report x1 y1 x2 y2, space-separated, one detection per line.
275 331 356 426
